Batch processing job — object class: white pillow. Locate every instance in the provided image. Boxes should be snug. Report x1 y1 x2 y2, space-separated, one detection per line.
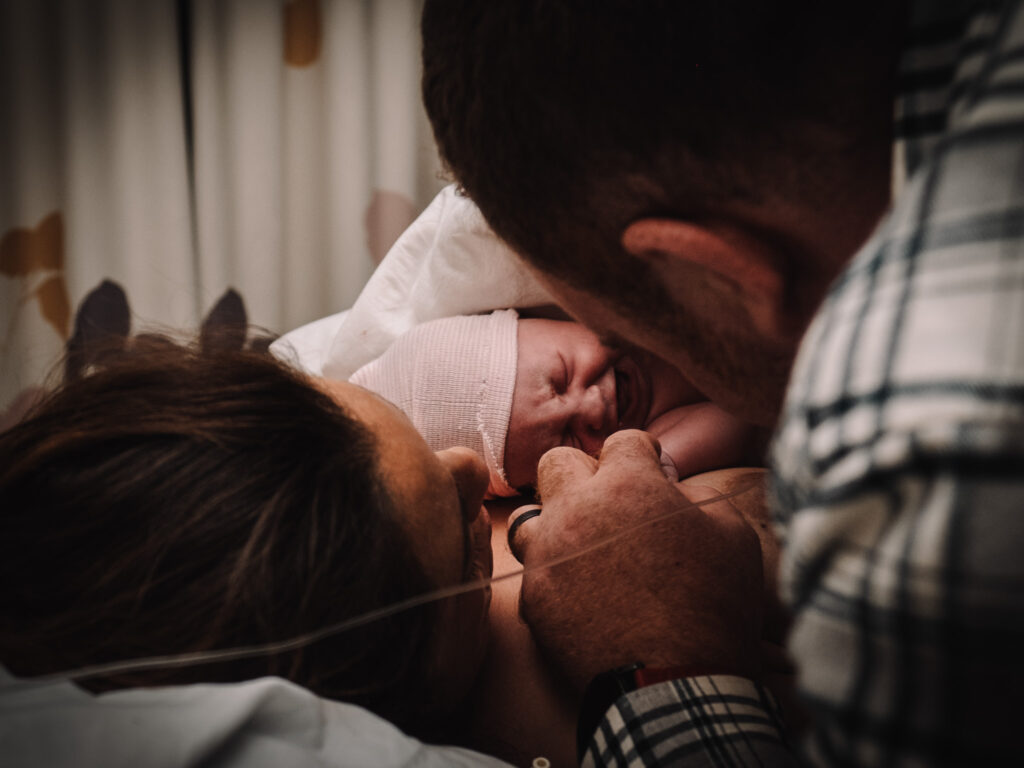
270 185 552 379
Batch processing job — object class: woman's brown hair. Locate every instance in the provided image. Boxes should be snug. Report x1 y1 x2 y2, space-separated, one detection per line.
0 341 442 731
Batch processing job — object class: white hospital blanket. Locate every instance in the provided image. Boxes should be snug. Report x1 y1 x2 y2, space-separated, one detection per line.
0 670 511 768
271 185 553 379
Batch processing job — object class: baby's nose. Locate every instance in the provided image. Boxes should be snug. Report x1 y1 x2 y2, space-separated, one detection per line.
572 384 612 445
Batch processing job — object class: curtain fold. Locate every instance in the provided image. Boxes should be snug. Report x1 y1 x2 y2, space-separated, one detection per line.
1 0 444 419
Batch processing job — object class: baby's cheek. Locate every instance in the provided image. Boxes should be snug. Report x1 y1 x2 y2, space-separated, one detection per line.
504 432 550 489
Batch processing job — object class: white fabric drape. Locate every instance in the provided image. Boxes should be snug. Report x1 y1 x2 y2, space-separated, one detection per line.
0 0 444 420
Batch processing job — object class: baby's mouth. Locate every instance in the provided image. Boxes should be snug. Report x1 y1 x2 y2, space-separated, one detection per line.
613 355 651 429
615 369 629 428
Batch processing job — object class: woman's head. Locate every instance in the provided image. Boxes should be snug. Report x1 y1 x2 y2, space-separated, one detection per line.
0 342 491 733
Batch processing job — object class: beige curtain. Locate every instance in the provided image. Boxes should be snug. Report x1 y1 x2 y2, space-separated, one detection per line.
0 0 444 421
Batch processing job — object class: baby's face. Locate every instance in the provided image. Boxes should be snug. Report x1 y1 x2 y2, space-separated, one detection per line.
504 318 701 489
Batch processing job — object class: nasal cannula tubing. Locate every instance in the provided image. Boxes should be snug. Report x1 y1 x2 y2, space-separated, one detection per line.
8 478 760 686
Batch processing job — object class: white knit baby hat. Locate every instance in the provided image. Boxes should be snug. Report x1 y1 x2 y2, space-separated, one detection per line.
349 309 519 497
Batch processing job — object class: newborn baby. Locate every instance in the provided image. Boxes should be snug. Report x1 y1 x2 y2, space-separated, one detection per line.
350 309 765 496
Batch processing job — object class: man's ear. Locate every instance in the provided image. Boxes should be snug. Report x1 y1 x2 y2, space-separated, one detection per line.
621 218 796 342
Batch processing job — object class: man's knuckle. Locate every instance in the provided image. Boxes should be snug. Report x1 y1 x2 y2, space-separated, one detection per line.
539 445 577 469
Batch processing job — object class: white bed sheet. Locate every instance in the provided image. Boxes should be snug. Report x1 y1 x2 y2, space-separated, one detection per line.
0 669 511 768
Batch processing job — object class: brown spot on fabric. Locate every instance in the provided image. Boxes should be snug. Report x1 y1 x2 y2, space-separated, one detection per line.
34 274 71 340
0 211 64 277
365 190 416 264
283 0 322 67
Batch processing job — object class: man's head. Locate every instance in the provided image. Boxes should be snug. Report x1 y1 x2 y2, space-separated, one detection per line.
422 1 901 424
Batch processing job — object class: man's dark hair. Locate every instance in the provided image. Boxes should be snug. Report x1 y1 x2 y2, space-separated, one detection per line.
422 0 895 300
0 342 443 732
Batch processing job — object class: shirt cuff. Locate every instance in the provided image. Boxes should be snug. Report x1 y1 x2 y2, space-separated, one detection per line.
581 675 793 767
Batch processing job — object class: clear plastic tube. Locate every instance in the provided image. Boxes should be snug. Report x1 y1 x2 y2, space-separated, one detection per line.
4 478 759 686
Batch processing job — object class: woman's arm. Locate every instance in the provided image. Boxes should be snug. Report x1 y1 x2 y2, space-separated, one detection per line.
454 499 579 767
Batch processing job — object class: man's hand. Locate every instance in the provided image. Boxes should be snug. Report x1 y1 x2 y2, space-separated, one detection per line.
508 430 765 691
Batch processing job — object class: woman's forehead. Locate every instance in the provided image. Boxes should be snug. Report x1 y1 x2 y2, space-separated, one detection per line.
319 378 467 583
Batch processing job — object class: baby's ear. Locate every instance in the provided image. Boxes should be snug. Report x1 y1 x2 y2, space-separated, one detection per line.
622 218 799 343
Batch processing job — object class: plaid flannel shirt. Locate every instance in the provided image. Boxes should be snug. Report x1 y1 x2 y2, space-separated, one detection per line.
583 1 1024 764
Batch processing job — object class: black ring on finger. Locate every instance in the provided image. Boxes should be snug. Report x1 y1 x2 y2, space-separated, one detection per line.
506 507 542 560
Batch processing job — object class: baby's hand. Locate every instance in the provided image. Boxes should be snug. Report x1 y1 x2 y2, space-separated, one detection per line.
659 448 679 482
647 402 766 479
